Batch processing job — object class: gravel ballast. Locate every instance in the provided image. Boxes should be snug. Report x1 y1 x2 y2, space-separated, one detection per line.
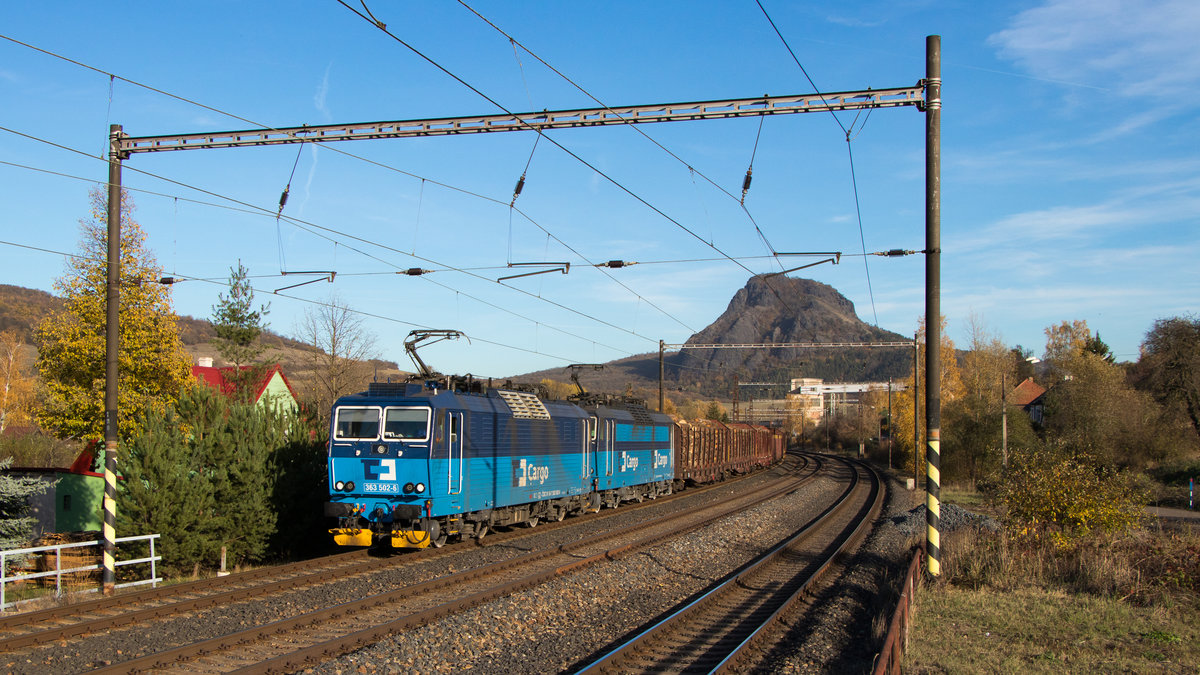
310 460 919 675
3 455 924 675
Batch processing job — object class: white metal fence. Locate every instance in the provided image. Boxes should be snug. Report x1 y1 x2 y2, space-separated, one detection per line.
0 534 161 611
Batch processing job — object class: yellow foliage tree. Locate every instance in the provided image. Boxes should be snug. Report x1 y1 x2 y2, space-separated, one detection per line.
891 315 963 478
1044 319 1091 363
34 187 193 442
0 330 36 433
539 378 576 401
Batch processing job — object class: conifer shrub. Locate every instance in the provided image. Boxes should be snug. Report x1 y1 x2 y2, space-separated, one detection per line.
0 457 49 551
118 386 317 576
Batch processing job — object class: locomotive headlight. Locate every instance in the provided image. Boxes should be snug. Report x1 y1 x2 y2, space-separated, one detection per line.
334 481 345 491
374 444 387 454
345 481 355 492
403 482 415 494
415 482 426 494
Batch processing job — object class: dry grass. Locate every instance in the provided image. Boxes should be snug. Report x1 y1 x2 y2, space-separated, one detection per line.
906 523 1200 673
906 586 1199 674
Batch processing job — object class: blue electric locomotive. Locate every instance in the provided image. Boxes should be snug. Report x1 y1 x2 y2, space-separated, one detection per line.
325 380 674 548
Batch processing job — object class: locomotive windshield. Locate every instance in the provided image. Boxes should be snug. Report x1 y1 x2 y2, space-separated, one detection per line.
334 407 380 440
383 407 431 441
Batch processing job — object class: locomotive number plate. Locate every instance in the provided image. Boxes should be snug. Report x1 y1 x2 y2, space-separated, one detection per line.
362 482 401 494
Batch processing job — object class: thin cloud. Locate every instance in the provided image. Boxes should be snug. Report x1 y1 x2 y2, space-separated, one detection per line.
314 62 333 121
989 0 1200 98
953 185 1200 254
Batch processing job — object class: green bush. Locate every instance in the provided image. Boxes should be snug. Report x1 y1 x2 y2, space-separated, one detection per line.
117 386 321 575
994 444 1146 547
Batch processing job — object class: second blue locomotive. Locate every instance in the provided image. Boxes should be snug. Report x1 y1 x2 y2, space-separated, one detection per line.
325 379 674 548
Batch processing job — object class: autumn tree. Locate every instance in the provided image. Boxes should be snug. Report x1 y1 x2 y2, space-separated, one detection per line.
1044 319 1091 361
1042 330 1166 468
891 315 962 478
293 294 377 422
0 330 35 434
539 378 576 400
1137 316 1200 442
943 315 1037 483
34 187 193 442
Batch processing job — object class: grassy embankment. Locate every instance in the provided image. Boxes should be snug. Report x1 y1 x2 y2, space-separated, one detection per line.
904 484 1200 674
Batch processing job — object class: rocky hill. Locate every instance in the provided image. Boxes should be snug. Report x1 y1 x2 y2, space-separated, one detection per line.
515 275 913 399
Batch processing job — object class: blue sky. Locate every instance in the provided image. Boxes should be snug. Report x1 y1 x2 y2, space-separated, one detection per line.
3 0 1197 377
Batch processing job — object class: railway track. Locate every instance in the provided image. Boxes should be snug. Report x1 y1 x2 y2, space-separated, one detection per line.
0 456 809 647
577 455 882 674
0 455 821 674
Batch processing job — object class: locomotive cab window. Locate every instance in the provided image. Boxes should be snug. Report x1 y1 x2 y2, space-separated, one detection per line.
333 407 381 440
383 407 431 441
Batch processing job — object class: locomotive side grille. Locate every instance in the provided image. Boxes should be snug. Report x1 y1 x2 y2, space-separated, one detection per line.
497 390 552 420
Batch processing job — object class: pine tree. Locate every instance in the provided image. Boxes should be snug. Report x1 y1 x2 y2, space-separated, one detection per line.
34 187 193 442
116 403 217 575
211 261 269 369
269 419 329 558
117 386 285 574
195 390 280 566
0 458 50 550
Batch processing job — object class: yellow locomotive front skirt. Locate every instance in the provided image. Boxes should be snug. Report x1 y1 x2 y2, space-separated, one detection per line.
330 528 374 547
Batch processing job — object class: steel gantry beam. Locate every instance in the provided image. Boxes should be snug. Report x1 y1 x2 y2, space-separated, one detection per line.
114 87 925 156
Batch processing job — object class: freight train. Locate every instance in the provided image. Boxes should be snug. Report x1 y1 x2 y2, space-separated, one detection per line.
324 378 785 548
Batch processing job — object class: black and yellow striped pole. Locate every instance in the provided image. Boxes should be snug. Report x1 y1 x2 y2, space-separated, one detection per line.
923 36 942 577
102 124 123 595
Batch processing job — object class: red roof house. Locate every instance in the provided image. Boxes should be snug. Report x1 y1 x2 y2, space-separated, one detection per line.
1009 377 1047 424
191 359 299 413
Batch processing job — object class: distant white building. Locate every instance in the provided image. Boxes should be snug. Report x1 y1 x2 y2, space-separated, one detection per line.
736 377 906 425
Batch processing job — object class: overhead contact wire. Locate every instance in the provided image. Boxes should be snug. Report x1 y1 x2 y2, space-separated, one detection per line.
336 0 779 312
0 126 640 352
455 1 779 241
2 30 696 335
451 1 792 306
754 0 881 320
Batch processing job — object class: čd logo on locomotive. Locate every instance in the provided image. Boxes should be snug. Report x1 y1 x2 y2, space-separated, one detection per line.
512 458 550 487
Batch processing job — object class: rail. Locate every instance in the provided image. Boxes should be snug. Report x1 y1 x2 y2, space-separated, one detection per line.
0 534 161 611
578 456 881 673
872 546 924 675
